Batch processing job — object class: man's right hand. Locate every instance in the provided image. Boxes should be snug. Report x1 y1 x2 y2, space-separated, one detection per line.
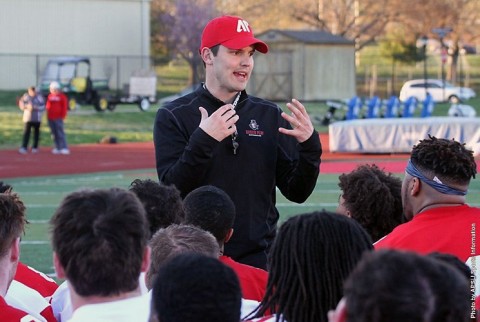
198 105 239 142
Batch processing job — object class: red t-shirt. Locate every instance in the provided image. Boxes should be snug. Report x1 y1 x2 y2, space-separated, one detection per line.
375 205 480 261
220 255 268 302
375 205 480 310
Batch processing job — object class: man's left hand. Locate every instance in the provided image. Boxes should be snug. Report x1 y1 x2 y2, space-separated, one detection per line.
279 99 314 143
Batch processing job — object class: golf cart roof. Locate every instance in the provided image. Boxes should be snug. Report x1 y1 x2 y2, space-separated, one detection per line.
46 56 90 64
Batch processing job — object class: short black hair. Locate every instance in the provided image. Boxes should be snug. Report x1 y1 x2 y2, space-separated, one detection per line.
411 136 477 186
183 185 235 243
343 249 470 322
151 253 241 322
129 178 184 237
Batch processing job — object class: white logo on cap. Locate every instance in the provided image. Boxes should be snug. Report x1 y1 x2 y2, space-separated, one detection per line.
237 20 251 33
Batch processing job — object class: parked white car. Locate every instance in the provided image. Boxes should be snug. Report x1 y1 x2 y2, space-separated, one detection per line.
399 79 476 103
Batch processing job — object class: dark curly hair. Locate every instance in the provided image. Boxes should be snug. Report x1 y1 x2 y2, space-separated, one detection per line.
411 136 476 186
338 164 404 242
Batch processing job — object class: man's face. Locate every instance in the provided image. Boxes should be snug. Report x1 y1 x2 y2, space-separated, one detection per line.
336 194 350 217
210 45 255 94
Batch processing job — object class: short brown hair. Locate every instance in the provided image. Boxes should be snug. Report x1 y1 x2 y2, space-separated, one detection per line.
0 193 27 257
146 224 219 289
50 188 149 296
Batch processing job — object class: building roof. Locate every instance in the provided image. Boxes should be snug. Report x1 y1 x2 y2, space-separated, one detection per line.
258 29 354 45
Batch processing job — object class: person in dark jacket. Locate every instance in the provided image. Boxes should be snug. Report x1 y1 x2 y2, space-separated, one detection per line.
153 15 322 270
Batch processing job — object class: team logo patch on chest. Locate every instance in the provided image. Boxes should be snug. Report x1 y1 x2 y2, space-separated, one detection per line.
245 119 264 137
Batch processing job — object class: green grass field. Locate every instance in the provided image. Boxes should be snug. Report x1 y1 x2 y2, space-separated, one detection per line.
6 169 480 278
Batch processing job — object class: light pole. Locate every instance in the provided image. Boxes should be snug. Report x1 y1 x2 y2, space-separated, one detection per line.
419 35 429 98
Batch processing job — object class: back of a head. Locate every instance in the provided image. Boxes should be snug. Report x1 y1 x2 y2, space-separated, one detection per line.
338 164 404 242
0 181 13 193
343 250 470 322
146 224 219 289
183 185 235 243
129 178 184 236
256 210 373 322
411 136 477 187
0 193 27 257
50 187 149 297
151 253 241 322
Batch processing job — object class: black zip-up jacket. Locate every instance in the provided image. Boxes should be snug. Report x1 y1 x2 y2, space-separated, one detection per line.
154 85 322 269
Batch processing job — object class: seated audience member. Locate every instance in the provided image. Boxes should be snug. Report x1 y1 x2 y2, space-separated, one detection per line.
50 188 151 322
145 224 219 289
129 178 185 236
246 210 373 322
328 249 471 322
0 193 44 321
375 136 479 263
183 185 268 302
149 253 242 322
145 223 258 318
1 182 57 322
337 164 404 242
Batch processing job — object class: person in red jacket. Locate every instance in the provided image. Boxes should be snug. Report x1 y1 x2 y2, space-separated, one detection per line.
46 81 70 155
182 185 268 302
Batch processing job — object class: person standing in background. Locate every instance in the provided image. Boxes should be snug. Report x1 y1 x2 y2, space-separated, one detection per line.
18 86 44 154
46 81 70 155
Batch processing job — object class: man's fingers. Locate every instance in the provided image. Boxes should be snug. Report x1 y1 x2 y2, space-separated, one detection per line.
199 106 209 121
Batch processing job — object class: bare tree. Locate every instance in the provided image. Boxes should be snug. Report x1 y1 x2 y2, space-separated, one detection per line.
391 0 480 83
289 0 393 50
157 0 219 85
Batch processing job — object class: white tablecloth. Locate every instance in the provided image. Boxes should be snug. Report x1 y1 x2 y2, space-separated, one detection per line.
328 117 480 154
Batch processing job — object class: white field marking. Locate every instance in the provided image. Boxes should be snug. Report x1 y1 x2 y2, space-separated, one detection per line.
21 241 49 245
12 174 125 187
28 220 49 224
27 204 60 208
276 203 339 207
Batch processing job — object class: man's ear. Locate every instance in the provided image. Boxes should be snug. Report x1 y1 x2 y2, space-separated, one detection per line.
53 252 66 279
10 237 20 263
224 228 234 243
200 48 213 65
328 298 348 322
411 177 421 196
141 246 151 273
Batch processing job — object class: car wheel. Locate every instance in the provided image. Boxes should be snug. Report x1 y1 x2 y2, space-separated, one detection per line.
94 95 109 112
138 97 150 111
448 95 460 104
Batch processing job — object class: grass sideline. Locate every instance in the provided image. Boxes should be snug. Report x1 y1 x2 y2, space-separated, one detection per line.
7 169 480 277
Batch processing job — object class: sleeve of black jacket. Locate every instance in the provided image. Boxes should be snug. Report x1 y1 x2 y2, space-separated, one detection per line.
154 106 218 197
276 130 322 203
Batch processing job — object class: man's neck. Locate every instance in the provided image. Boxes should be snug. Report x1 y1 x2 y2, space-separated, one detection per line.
203 83 239 104
70 285 142 311
415 199 466 215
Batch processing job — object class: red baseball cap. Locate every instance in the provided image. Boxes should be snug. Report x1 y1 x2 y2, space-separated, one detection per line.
200 16 268 54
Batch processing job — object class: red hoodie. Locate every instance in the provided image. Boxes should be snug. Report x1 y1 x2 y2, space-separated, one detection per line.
46 92 68 120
